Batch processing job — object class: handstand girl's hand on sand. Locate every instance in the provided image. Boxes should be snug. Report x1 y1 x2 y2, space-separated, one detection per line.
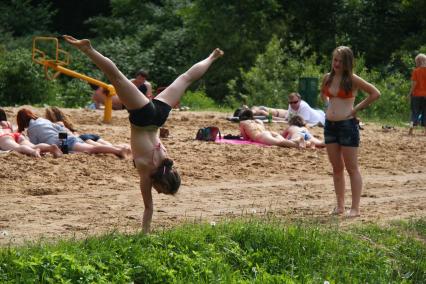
64 35 223 233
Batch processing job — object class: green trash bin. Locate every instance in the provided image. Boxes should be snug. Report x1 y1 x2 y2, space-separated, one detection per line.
298 77 319 108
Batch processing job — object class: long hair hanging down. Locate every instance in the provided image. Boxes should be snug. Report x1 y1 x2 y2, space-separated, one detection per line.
325 46 354 94
17 108 38 132
151 158 181 195
45 107 77 132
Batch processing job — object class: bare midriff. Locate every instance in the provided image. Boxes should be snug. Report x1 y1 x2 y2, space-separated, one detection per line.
130 124 165 170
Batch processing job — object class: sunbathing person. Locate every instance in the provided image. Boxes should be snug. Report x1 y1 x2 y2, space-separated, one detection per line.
234 105 288 120
283 115 325 148
239 109 300 147
45 107 131 154
17 108 129 158
63 35 223 233
0 108 62 157
250 105 288 119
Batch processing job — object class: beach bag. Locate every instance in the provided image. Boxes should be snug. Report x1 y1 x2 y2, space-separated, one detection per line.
196 126 221 141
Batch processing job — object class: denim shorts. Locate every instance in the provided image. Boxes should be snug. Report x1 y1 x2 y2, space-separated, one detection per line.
79 133 100 142
66 136 84 151
324 118 360 147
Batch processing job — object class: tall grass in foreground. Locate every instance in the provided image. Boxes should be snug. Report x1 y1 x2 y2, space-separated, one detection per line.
0 218 425 283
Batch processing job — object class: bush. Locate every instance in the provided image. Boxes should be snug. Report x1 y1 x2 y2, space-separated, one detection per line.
0 48 59 106
56 79 92 108
227 36 323 109
180 90 217 109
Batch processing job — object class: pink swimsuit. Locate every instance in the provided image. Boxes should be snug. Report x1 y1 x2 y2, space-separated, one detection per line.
0 122 21 143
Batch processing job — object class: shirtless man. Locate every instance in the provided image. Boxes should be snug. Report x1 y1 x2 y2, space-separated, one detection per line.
91 85 126 110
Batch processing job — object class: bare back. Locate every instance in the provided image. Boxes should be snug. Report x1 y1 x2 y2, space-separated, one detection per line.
239 120 266 140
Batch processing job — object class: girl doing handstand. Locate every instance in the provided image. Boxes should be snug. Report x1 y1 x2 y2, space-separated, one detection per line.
63 35 223 233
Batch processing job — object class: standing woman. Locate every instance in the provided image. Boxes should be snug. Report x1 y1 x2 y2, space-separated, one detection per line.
63 35 223 233
320 46 380 217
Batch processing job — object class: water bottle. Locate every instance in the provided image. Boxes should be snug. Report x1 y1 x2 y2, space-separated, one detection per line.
267 112 272 123
58 132 69 154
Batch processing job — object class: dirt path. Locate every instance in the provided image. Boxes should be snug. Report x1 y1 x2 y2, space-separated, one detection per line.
0 107 425 245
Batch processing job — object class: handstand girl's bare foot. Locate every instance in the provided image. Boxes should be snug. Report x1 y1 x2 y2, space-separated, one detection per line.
210 48 224 60
62 35 92 52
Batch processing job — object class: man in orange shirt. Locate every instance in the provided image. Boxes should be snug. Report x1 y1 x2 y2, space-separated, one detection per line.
408 53 426 135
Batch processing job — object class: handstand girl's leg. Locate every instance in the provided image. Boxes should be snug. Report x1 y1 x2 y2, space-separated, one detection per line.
155 48 224 107
63 35 148 110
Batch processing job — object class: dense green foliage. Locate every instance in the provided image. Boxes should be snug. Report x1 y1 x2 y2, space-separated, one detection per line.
0 0 426 121
0 219 425 283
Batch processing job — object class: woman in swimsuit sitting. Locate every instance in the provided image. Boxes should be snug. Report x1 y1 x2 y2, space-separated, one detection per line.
63 35 223 233
0 108 62 157
238 109 300 147
283 115 324 148
321 46 380 217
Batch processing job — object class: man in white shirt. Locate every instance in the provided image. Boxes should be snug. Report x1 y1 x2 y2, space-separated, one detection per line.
287 92 325 126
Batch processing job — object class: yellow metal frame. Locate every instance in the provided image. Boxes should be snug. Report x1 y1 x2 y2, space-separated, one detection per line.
32 36 115 123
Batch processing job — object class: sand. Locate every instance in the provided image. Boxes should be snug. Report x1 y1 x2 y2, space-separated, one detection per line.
0 107 425 245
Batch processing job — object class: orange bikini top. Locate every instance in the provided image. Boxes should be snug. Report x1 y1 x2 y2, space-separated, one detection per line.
322 86 354 99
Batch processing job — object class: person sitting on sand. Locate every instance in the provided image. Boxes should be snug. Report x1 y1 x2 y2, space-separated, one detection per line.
63 34 223 233
45 106 131 154
283 115 325 148
17 108 130 158
0 108 62 158
239 109 300 147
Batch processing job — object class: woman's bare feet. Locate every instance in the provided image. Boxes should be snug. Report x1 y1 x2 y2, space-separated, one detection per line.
49 145 63 158
330 207 344 216
63 35 92 52
346 208 360 218
115 147 131 159
210 48 224 60
31 148 42 158
296 136 306 148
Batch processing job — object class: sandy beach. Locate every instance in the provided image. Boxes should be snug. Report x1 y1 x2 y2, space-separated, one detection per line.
1 107 425 245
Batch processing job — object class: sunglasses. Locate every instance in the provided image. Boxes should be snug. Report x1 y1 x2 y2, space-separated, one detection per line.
289 100 299 104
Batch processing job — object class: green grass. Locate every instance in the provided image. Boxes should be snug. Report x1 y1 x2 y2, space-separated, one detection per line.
1 218 425 283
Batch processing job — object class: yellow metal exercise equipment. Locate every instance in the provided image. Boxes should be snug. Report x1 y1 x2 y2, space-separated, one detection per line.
32 36 115 123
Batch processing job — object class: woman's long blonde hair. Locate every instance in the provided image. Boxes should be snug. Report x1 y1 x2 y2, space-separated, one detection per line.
45 107 77 132
325 46 354 93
